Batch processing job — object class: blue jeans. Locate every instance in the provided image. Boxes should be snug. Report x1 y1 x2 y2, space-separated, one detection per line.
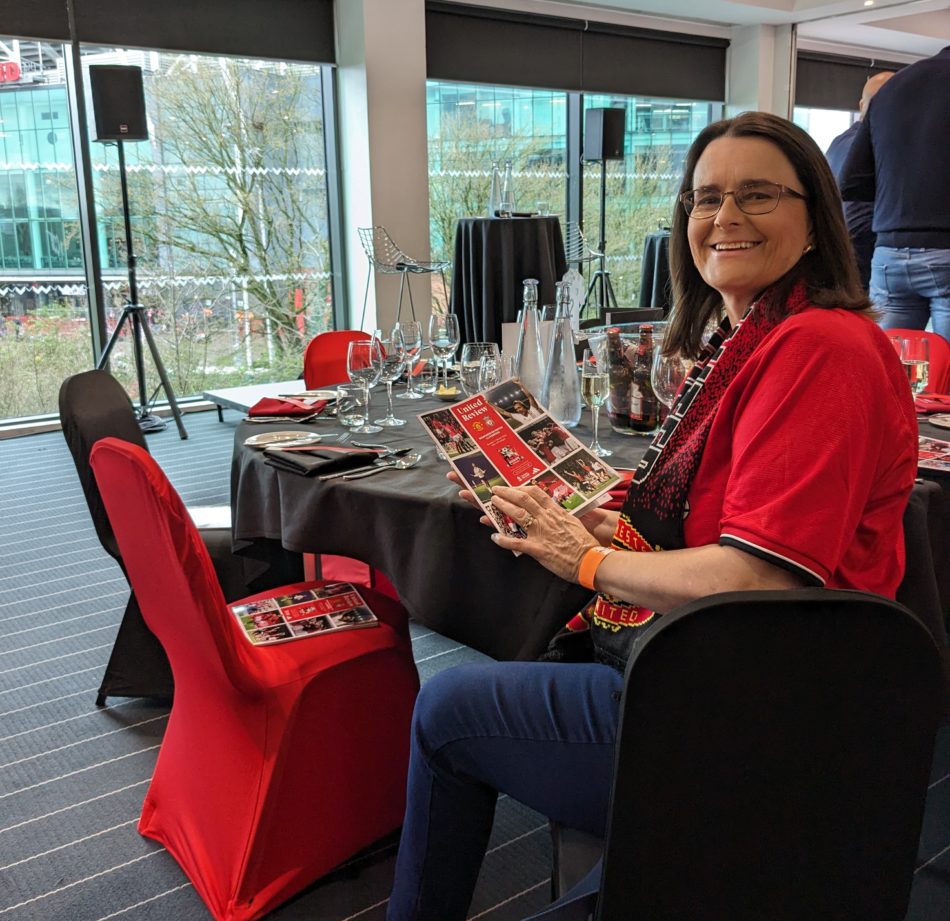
871 246 950 344
386 661 624 921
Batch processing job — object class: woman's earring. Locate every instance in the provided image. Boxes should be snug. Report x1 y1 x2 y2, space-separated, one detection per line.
802 243 815 255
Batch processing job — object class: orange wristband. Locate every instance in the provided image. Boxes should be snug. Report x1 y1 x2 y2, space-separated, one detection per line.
577 546 618 590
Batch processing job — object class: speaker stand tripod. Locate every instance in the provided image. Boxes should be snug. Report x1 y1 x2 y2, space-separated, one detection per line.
581 158 619 318
95 140 187 439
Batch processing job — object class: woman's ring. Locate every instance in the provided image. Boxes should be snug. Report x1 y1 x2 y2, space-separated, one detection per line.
522 513 536 529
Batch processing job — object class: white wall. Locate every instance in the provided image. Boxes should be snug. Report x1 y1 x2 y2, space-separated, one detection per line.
335 0 433 333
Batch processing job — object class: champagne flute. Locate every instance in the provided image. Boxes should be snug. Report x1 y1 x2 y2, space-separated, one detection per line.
428 314 460 391
346 339 383 435
460 342 501 396
395 320 424 400
581 347 612 458
373 328 408 426
650 346 692 414
899 337 930 394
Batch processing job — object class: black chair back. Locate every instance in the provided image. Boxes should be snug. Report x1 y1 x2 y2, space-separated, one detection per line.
59 369 148 560
59 369 173 703
598 588 942 921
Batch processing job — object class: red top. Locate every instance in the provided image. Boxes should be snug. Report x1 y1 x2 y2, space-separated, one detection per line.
685 307 917 595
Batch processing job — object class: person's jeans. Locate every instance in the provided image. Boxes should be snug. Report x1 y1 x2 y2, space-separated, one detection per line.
386 661 624 921
870 246 950 344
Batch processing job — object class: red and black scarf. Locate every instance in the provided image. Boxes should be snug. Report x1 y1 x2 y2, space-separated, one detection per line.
544 282 809 670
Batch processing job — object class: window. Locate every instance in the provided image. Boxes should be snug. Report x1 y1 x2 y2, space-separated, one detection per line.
81 47 334 401
792 106 856 154
583 94 716 308
0 39 93 420
427 81 568 268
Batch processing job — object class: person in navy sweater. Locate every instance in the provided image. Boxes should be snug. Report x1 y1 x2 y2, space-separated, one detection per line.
839 46 950 342
825 71 893 291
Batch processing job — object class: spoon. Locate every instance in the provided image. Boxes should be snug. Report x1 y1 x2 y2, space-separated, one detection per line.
341 453 422 480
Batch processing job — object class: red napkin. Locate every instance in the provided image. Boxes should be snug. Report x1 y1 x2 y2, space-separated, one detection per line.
248 397 327 417
914 393 950 414
603 470 634 511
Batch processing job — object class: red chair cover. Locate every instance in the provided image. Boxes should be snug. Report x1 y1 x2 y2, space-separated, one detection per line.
887 328 950 394
90 438 419 921
303 329 369 388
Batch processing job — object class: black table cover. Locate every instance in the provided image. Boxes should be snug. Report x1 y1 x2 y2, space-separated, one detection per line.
232 395 644 661
232 398 947 663
638 230 672 314
451 216 567 346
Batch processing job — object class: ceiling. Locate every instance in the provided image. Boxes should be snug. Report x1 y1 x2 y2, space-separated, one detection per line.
483 0 950 58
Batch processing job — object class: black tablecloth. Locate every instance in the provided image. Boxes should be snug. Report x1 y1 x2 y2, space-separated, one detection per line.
231 399 948 663
451 216 568 346
232 396 645 661
638 230 672 314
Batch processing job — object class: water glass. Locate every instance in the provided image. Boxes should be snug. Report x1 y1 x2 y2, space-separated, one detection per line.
336 383 367 428
460 342 501 396
478 353 502 391
899 337 929 394
415 359 438 395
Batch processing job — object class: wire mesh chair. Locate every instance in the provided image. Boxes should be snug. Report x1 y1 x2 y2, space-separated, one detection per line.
357 226 450 328
562 221 601 269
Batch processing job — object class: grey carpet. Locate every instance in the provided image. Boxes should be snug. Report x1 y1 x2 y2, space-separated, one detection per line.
1 410 948 920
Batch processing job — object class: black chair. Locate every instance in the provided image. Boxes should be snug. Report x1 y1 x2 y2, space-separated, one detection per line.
527 588 943 921
59 369 301 705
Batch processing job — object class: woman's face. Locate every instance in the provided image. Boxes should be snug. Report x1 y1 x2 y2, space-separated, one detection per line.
686 136 812 323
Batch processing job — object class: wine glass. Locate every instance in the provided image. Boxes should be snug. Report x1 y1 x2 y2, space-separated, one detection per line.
346 339 383 434
428 314 460 391
460 342 501 396
581 347 612 458
373 328 407 426
395 320 424 400
650 345 692 414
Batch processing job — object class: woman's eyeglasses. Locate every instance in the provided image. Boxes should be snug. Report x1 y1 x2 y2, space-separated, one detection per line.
680 181 807 220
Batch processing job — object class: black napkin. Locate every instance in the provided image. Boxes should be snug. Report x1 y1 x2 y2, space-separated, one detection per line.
263 447 379 477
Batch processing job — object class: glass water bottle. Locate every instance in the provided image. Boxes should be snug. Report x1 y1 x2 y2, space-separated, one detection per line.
499 160 515 217
487 160 501 217
514 278 544 396
540 282 582 427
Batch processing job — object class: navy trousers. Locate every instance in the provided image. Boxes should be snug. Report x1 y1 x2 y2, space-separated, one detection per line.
386 661 624 921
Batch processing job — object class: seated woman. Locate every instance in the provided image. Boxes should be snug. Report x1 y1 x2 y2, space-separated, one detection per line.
386 112 917 921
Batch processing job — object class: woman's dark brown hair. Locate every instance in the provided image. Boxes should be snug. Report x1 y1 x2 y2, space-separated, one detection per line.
665 111 871 358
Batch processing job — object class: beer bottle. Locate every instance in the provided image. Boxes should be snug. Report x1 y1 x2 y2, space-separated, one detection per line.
605 327 633 434
630 324 659 434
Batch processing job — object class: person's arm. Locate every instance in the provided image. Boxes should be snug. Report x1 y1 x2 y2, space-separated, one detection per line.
838 116 875 202
489 485 801 613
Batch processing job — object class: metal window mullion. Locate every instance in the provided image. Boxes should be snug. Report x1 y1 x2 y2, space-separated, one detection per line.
62 30 105 363
321 64 347 332
567 91 582 232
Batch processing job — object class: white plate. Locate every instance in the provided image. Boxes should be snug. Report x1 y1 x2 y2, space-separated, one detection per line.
244 431 322 448
928 413 950 430
276 390 338 401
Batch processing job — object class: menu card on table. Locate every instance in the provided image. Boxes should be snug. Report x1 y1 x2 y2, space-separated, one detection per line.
919 436 950 476
418 378 621 539
230 582 378 645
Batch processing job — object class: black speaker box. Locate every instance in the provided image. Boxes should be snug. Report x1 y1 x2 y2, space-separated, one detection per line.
89 65 148 141
584 107 626 161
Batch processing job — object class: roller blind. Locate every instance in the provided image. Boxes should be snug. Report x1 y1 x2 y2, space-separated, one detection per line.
426 1 728 102
3 0 335 64
795 51 904 110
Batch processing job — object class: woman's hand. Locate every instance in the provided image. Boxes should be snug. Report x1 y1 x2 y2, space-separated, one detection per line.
489 484 599 582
